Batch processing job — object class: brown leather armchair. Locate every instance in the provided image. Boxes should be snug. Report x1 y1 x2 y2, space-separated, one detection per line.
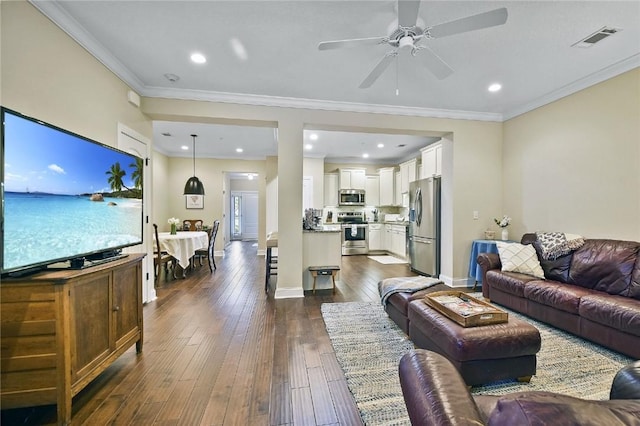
399 349 640 426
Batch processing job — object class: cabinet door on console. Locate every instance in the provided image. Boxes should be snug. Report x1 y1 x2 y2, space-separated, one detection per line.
112 262 142 351
69 273 111 383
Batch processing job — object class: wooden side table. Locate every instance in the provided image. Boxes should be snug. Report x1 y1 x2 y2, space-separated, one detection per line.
309 265 340 294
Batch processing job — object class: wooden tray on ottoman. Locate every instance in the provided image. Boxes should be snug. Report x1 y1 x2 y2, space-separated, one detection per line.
423 291 508 327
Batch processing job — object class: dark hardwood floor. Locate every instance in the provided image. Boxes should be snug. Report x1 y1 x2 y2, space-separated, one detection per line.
2 241 423 425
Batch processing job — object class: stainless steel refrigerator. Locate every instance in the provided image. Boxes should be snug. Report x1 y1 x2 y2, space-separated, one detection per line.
408 177 441 277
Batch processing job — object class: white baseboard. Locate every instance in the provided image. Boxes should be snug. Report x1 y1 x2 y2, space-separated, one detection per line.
274 287 304 299
257 249 266 256
439 274 474 288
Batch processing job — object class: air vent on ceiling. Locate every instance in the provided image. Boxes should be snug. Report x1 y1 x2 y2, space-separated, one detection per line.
572 26 621 48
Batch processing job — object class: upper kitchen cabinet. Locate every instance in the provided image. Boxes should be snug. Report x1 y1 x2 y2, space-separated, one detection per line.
339 168 366 190
324 173 338 206
365 175 380 207
399 158 418 194
420 142 442 178
378 167 396 206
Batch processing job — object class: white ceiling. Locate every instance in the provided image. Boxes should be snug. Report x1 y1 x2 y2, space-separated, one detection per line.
34 1 640 163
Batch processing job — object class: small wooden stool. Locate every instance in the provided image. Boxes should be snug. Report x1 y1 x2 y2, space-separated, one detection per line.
309 265 340 294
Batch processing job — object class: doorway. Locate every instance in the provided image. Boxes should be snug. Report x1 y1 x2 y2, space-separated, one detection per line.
231 191 258 241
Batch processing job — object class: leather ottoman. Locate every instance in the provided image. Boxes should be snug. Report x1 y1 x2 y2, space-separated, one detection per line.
384 289 433 334
408 299 541 386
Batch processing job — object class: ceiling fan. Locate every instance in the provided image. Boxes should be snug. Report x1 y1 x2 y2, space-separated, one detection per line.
318 1 508 88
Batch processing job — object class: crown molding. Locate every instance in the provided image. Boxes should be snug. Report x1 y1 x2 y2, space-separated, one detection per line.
30 0 147 92
141 86 504 122
503 54 640 121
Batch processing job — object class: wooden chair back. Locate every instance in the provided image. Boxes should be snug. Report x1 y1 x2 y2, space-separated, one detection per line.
183 219 203 231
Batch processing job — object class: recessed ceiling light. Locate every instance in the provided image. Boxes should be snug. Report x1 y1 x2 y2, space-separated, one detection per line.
309 133 319 141
181 145 189 150
488 83 502 92
236 148 243 153
247 174 254 180
190 53 207 64
305 144 313 150
377 143 384 148
362 153 369 158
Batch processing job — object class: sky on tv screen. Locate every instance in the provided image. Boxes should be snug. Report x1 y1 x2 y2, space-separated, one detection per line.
3 111 138 195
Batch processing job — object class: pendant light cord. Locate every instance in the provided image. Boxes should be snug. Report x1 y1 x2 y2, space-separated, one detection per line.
191 134 197 177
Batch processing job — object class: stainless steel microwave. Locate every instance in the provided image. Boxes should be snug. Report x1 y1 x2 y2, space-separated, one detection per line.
339 189 365 206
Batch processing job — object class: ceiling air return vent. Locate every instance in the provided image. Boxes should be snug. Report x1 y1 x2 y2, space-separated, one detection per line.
572 26 621 48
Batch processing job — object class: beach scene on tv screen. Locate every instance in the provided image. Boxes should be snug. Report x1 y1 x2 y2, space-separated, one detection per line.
3 112 143 271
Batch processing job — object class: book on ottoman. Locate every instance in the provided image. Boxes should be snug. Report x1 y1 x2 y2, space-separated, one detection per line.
423 291 508 327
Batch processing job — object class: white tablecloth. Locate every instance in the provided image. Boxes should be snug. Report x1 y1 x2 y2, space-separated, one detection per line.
157 231 209 269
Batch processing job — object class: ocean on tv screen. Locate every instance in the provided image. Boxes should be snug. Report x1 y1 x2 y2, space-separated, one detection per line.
3 192 142 271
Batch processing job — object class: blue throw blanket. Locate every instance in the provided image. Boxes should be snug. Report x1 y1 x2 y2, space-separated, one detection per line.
378 276 442 306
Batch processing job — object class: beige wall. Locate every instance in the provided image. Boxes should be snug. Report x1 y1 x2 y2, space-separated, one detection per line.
503 68 640 241
162 157 266 251
1 1 151 146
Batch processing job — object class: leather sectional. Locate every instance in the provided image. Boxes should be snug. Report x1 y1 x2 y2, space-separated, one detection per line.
478 233 640 359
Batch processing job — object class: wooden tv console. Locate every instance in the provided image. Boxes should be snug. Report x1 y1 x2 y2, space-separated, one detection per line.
1 253 145 425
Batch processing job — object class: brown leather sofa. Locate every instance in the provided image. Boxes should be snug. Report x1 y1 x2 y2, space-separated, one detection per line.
399 349 640 426
478 234 640 359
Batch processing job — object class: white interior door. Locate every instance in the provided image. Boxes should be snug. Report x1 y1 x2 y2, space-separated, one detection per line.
117 123 155 303
242 192 258 239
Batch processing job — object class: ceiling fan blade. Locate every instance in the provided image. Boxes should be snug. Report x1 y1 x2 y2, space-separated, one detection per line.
359 52 397 88
416 46 454 80
427 7 508 39
398 0 421 28
318 36 387 51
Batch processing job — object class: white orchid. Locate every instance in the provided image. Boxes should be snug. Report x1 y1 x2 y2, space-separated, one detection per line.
494 215 511 228
168 217 180 225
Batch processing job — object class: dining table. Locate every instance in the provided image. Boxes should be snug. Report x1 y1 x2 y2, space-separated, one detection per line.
156 231 209 278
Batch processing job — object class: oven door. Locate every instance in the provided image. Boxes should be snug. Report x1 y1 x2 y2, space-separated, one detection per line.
341 224 369 255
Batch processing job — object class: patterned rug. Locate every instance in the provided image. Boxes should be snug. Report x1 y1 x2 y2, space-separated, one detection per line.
321 300 634 426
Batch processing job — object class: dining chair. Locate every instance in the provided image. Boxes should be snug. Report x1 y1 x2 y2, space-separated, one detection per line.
153 223 176 283
182 219 204 231
195 220 219 272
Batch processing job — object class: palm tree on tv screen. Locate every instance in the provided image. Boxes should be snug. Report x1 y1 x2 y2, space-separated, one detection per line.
106 162 128 194
130 157 143 190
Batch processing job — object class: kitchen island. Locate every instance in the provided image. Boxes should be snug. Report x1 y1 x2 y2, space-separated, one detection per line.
303 226 342 292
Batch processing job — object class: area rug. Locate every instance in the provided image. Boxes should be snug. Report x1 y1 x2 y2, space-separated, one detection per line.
321 300 634 426
367 255 407 264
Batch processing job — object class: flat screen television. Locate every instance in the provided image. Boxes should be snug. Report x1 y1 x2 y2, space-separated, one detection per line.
1 107 144 276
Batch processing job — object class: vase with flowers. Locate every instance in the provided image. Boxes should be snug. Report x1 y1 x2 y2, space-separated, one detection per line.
494 215 511 241
168 217 180 235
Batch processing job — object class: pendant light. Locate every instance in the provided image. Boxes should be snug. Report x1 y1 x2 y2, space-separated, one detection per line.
183 134 205 195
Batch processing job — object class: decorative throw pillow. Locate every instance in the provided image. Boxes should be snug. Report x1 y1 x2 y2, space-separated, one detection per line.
496 242 545 279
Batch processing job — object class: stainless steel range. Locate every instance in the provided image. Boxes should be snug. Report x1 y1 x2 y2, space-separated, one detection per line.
338 212 368 255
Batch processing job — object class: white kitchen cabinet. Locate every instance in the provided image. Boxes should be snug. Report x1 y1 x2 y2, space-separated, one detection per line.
390 225 407 258
399 158 418 194
378 167 396 206
324 173 338 206
365 175 380 206
368 223 383 251
339 168 366 190
420 142 442 178
395 171 401 206
384 224 393 252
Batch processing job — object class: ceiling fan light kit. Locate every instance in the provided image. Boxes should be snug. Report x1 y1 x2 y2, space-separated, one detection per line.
318 1 508 89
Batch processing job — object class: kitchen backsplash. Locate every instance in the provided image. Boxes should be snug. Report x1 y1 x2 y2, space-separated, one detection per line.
323 206 408 223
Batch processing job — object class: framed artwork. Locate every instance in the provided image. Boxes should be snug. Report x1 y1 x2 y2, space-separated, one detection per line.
186 194 204 209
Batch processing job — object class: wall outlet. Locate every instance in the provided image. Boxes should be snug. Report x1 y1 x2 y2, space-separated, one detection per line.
473 210 479 220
